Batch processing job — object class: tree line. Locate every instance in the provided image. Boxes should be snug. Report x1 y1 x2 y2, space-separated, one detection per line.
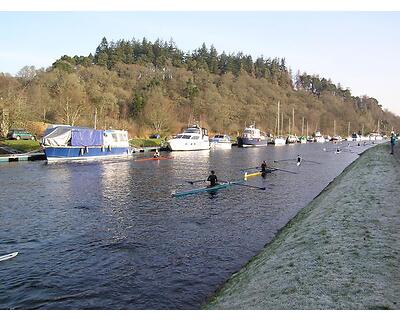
0 36 399 138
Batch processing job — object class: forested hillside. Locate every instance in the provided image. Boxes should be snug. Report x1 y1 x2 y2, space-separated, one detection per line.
0 37 399 138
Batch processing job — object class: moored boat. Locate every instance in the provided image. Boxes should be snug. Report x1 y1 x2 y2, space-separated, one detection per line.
286 134 298 144
273 136 286 146
314 131 325 143
167 124 210 151
42 125 133 162
210 134 232 149
237 125 268 147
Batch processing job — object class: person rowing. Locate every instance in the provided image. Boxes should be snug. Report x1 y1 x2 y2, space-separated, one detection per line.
297 154 302 166
207 170 218 187
153 149 160 158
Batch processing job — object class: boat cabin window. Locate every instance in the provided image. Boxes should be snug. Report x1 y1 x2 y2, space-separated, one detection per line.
191 136 199 140
112 133 119 142
244 129 255 134
214 135 224 139
184 128 200 134
181 135 191 139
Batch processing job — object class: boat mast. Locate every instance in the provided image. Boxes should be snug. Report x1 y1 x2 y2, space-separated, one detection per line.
288 117 291 136
333 120 336 136
347 122 350 137
277 101 280 137
301 117 305 136
292 108 295 135
306 121 309 138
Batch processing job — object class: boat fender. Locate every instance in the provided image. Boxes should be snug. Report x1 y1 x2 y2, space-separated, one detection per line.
101 146 105 152
108 145 112 151
80 147 84 155
85 146 89 154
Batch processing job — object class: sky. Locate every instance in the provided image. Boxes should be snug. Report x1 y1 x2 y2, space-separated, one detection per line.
0 10 399 115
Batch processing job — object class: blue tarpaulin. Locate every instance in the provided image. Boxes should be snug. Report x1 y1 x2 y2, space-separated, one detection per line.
71 129 104 146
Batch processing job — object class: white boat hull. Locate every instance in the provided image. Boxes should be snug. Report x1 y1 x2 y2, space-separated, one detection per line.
167 139 210 151
211 142 232 149
274 138 286 146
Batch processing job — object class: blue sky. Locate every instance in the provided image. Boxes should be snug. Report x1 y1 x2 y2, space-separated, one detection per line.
0 12 399 115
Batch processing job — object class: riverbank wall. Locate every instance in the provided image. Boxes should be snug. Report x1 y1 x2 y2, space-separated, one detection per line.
205 143 399 309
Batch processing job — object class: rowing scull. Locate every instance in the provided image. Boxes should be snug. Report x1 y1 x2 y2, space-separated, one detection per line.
172 181 244 197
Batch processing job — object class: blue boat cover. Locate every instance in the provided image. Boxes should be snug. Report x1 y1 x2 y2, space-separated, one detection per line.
71 129 104 146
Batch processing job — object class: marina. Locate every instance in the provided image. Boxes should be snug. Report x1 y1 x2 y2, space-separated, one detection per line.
0 141 372 309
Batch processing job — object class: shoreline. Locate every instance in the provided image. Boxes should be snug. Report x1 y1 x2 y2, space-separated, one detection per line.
205 143 399 309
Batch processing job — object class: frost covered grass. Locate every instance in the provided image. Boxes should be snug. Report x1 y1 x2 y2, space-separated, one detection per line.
205 144 400 309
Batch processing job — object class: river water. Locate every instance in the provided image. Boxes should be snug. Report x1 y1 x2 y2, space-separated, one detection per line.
0 142 372 309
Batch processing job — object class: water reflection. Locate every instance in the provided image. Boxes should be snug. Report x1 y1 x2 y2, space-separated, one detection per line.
0 141 376 309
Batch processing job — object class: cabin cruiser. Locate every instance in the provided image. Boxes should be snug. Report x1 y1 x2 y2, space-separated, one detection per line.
314 131 325 143
210 134 232 149
273 136 286 146
41 125 133 162
237 125 268 147
286 135 298 144
369 132 383 141
167 124 210 151
347 133 361 141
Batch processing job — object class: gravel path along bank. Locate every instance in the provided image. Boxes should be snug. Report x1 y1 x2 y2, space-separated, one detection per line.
205 143 400 309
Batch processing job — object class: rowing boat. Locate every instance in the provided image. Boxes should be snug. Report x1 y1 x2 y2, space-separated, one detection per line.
172 181 244 197
0 252 18 262
135 156 173 162
244 169 276 180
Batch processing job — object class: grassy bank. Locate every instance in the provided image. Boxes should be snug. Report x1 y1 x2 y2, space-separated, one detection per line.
205 143 400 309
0 140 41 153
129 138 163 147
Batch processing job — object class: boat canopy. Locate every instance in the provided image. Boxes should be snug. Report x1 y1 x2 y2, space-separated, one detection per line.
42 126 104 147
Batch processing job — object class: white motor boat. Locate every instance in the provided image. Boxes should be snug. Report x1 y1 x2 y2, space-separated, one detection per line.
273 136 286 146
210 134 232 149
314 131 325 143
167 124 210 151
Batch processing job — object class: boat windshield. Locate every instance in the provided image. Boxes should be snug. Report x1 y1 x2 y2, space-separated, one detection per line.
184 128 200 134
214 135 224 139
244 129 255 134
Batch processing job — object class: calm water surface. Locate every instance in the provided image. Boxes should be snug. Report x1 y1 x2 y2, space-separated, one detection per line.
0 142 372 309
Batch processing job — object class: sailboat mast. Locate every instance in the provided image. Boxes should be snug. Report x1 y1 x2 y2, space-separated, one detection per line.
301 117 304 136
334 120 336 136
277 101 280 136
348 122 350 137
306 121 309 138
292 108 295 135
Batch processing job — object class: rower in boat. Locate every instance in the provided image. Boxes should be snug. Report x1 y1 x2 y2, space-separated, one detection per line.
207 170 218 187
297 155 302 166
153 149 160 158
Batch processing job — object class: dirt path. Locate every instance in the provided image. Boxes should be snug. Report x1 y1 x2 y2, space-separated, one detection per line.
206 143 400 309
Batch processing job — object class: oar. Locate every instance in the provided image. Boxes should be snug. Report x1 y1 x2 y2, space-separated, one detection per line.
228 181 266 190
186 179 205 185
240 166 260 171
267 167 298 174
273 158 295 163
